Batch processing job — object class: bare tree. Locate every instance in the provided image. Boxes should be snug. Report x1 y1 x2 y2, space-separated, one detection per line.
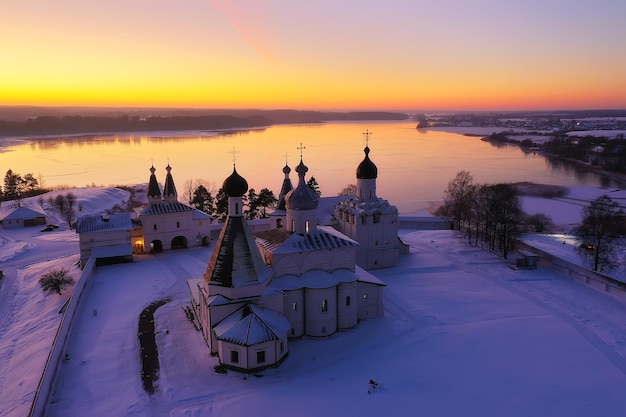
574 195 624 272
442 170 474 231
338 184 357 196
39 268 74 295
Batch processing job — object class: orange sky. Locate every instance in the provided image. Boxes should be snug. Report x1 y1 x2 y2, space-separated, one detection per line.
2 0 626 111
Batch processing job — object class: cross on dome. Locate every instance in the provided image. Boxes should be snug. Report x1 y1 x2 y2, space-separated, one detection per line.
363 129 372 147
228 147 240 166
297 142 306 159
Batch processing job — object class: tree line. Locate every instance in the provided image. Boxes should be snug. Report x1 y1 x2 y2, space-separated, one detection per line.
0 111 408 137
437 170 624 272
2 169 44 201
184 176 321 222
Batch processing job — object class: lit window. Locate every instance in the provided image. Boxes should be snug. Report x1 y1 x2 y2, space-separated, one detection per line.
292 302 298 311
257 350 266 364
363 294 368 300
306 220 310 233
230 350 239 364
321 299 328 312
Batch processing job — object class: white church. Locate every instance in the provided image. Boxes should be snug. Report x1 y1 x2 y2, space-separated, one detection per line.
188 141 398 372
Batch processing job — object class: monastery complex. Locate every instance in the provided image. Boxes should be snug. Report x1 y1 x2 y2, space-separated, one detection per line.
76 137 406 372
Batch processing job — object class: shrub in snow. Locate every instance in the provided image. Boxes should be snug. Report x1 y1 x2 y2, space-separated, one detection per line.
39 267 74 295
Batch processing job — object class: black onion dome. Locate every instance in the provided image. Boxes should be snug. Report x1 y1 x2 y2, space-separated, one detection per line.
286 159 319 210
356 146 378 179
282 164 291 174
222 166 248 197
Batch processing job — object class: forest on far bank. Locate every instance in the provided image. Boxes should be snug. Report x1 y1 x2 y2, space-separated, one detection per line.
0 108 408 137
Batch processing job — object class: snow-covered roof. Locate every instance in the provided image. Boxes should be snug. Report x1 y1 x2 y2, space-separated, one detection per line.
140 201 194 216
76 213 132 233
213 304 291 346
0 206 46 221
255 226 357 255
191 209 211 221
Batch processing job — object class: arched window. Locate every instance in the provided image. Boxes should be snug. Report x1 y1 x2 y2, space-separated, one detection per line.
321 299 328 312
277 218 283 228
346 296 351 306
235 203 239 215
153 224 157 231
176 221 180 228
292 302 298 311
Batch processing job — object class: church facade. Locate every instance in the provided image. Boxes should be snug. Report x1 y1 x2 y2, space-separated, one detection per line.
335 143 400 269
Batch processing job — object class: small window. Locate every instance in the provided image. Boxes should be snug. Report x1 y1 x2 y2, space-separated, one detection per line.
280 341 285 353
176 221 180 228
277 218 283 228
361 216 366 225
292 302 298 311
373 213 380 223
321 299 328 313
346 296 351 307
153 224 157 231
322 326 326 334
363 294 368 300
230 350 239 364
256 350 266 364
235 203 239 215
375 240 379 246
305 220 310 233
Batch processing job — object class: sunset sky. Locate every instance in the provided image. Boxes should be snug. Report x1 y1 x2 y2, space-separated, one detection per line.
2 0 626 111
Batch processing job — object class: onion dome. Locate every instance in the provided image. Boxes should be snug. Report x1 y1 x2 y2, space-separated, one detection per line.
286 159 319 210
282 164 291 175
222 166 248 197
356 146 378 179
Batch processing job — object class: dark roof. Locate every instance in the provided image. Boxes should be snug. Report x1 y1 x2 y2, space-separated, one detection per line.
140 201 194 215
223 166 248 197
276 177 293 211
356 146 378 179
204 216 270 287
162 164 177 200
147 166 162 200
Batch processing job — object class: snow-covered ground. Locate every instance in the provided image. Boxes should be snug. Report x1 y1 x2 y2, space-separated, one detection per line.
2 185 626 417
